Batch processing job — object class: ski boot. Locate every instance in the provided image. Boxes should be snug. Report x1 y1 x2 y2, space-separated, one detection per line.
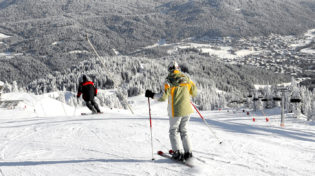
183 152 193 160
171 150 184 161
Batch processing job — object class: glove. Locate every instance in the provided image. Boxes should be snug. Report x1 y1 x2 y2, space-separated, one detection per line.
145 90 155 99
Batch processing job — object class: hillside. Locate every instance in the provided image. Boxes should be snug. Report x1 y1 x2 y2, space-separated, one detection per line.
21 54 291 111
0 92 315 175
0 0 314 86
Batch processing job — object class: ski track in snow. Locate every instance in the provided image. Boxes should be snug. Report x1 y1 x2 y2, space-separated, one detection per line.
0 94 315 175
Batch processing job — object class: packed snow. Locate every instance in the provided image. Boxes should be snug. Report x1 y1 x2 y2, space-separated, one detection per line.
0 52 23 59
0 33 10 39
51 41 62 46
300 48 315 54
69 50 89 54
254 84 272 90
290 28 315 54
112 48 120 55
0 92 315 176
0 53 12 59
143 39 261 60
290 29 315 47
165 43 260 59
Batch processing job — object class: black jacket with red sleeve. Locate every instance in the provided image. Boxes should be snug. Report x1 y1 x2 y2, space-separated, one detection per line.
77 81 97 101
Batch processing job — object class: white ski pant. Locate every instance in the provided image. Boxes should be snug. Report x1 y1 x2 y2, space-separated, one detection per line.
169 115 192 153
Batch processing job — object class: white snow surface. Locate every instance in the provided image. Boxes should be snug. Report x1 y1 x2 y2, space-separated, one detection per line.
69 50 89 54
51 41 60 45
0 92 315 176
144 41 260 59
112 48 120 55
300 48 315 54
0 52 23 59
167 43 260 59
0 53 11 58
290 28 315 54
254 84 272 90
0 33 10 39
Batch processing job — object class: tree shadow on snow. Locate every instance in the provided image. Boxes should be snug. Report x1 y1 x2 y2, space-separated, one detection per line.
0 158 151 167
190 116 315 143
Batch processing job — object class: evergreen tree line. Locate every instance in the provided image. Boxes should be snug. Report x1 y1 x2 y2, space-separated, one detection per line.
2 53 314 120
22 53 289 108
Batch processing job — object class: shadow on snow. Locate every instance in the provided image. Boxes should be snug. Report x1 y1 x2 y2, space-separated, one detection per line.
0 158 151 167
190 116 315 143
0 117 168 128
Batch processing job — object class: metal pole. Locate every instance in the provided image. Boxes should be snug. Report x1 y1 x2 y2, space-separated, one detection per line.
280 91 285 127
191 102 223 144
148 98 155 160
253 91 257 112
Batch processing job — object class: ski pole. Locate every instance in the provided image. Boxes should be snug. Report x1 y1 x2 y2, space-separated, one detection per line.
148 98 155 160
191 102 223 144
124 97 134 115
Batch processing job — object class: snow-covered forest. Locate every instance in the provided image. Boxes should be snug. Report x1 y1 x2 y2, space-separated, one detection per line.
1 52 314 120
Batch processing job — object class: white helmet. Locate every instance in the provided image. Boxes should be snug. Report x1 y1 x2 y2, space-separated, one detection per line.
168 61 180 72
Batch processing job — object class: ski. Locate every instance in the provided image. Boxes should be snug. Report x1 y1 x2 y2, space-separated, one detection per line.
157 151 194 168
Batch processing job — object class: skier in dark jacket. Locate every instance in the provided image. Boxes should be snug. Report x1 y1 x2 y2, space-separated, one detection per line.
77 75 101 114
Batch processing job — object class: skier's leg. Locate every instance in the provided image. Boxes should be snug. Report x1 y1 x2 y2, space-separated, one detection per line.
91 99 101 113
169 116 183 153
179 115 192 153
86 101 97 113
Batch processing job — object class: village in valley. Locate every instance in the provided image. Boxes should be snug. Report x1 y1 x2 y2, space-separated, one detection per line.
219 29 315 79
159 29 315 89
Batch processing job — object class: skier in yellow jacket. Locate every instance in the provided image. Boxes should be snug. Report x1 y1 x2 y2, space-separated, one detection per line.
145 61 197 161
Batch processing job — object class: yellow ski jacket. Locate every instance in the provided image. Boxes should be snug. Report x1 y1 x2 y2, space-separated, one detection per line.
158 70 197 117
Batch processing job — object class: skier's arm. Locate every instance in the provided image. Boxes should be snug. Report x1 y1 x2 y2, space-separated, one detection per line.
94 84 97 96
155 88 170 102
189 80 197 97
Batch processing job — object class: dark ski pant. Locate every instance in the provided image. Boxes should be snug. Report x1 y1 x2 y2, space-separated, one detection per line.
85 99 101 113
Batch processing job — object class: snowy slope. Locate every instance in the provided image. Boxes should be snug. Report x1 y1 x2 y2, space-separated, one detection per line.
0 92 315 176
290 28 315 54
0 33 10 39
